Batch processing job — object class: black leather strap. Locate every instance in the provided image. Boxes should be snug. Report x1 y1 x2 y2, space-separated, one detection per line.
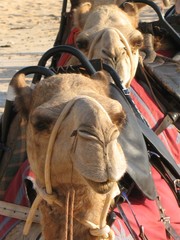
115 191 149 240
154 112 180 135
116 204 140 240
149 152 180 206
156 196 180 239
137 116 180 177
110 84 156 200
110 82 180 204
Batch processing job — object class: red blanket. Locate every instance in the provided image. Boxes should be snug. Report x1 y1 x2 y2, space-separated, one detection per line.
111 79 180 239
0 160 30 239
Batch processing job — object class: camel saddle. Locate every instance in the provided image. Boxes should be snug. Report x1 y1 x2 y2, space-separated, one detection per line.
111 81 180 205
141 55 180 134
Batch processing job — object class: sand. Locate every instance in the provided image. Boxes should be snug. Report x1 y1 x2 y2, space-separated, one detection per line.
0 0 65 115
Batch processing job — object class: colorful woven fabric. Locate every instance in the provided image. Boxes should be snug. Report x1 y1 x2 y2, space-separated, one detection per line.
0 115 27 200
0 160 30 239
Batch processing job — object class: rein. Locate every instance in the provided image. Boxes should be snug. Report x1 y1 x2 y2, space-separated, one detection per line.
23 95 119 239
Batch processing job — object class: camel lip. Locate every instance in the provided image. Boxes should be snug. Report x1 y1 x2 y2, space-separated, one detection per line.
84 178 116 194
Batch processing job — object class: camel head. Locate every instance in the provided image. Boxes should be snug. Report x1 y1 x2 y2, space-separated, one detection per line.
12 72 127 239
71 2 143 87
12 72 126 195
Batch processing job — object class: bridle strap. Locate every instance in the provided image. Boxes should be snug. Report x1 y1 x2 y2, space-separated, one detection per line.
156 196 180 240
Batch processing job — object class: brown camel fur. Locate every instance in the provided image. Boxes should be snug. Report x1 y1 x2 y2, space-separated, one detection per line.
11 71 127 240
67 2 144 88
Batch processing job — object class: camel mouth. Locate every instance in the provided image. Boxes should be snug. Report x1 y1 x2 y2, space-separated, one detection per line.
85 178 115 194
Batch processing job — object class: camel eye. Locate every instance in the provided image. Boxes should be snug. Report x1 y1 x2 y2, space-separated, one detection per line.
76 38 89 50
34 121 50 131
30 111 55 132
130 35 144 49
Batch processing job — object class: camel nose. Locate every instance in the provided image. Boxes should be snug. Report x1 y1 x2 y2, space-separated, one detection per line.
101 29 127 65
102 47 126 66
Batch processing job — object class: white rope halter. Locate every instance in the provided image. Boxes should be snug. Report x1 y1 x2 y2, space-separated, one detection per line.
23 95 120 239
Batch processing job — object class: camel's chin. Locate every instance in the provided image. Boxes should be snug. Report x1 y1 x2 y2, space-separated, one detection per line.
85 178 116 194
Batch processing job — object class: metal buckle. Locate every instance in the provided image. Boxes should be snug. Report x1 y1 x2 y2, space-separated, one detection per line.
174 179 180 193
123 88 130 95
161 216 170 224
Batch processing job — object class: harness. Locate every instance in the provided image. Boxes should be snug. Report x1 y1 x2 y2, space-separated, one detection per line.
23 95 119 240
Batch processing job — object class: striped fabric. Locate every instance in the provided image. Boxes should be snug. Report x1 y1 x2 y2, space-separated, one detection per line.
0 160 30 239
0 114 27 200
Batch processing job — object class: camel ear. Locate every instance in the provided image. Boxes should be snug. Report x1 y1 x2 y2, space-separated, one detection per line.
121 2 139 28
73 2 92 29
121 2 138 13
11 73 32 119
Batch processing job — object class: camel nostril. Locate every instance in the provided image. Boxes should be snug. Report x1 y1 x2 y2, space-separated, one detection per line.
102 47 127 65
102 49 114 59
102 49 119 65
122 48 126 55
113 57 117 63
118 47 126 57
